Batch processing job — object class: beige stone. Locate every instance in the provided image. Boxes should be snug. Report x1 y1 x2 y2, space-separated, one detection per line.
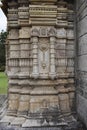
59 94 70 113
11 117 26 126
2 0 75 126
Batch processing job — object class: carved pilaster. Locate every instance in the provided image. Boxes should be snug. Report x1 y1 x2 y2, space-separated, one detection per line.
48 28 56 79
18 39 30 78
31 36 39 79
49 37 56 79
7 29 19 77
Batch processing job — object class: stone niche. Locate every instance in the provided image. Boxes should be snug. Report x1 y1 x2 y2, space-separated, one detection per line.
1 0 77 128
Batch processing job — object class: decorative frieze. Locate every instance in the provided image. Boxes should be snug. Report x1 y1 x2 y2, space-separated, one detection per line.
29 5 57 25
7 0 18 28
19 27 31 38
29 0 57 4
8 9 18 21
56 1 68 27
18 7 29 26
18 0 29 6
18 7 29 19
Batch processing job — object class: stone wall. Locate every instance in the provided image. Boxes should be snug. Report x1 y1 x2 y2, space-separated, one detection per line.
76 0 87 127
0 0 77 127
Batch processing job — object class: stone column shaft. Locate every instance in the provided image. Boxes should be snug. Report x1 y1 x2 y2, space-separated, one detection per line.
49 36 56 79
31 37 39 78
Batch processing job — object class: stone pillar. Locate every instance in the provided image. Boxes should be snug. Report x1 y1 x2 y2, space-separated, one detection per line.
48 28 56 79
31 36 39 79
49 36 56 79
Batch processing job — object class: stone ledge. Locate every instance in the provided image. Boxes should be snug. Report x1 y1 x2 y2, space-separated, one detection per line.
0 125 82 130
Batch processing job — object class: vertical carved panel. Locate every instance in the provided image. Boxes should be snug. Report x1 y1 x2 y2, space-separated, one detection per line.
38 38 49 78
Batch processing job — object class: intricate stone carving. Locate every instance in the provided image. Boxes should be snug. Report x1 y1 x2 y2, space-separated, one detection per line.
40 27 47 37
3 0 76 127
39 39 49 52
8 29 19 40
31 28 39 37
31 36 39 78
19 27 31 38
48 27 56 37
38 38 49 78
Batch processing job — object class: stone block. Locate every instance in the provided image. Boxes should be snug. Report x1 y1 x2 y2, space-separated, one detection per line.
57 28 66 38
58 94 70 112
67 29 74 39
19 27 31 38
20 44 29 50
30 95 59 113
66 45 74 50
8 93 19 113
67 59 74 67
57 59 67 66
18 94 30 114
77 0 85 10
66 50 74 58
56 44 66 50
8 29 19 40
10 51 19 58
56 50 66 58
78 16 87 37
10 45 19 51
22 119 41 127
8 100 19 113
20 51 30 58
78 55 87 71
78 34 87 55
0 116 15 125
11 117 25 126
69 92 75 110
57 39 67 44
77 94 87 128
57 67 66 73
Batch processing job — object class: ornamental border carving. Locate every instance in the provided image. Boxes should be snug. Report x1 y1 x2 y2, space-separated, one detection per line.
31 27 56 37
